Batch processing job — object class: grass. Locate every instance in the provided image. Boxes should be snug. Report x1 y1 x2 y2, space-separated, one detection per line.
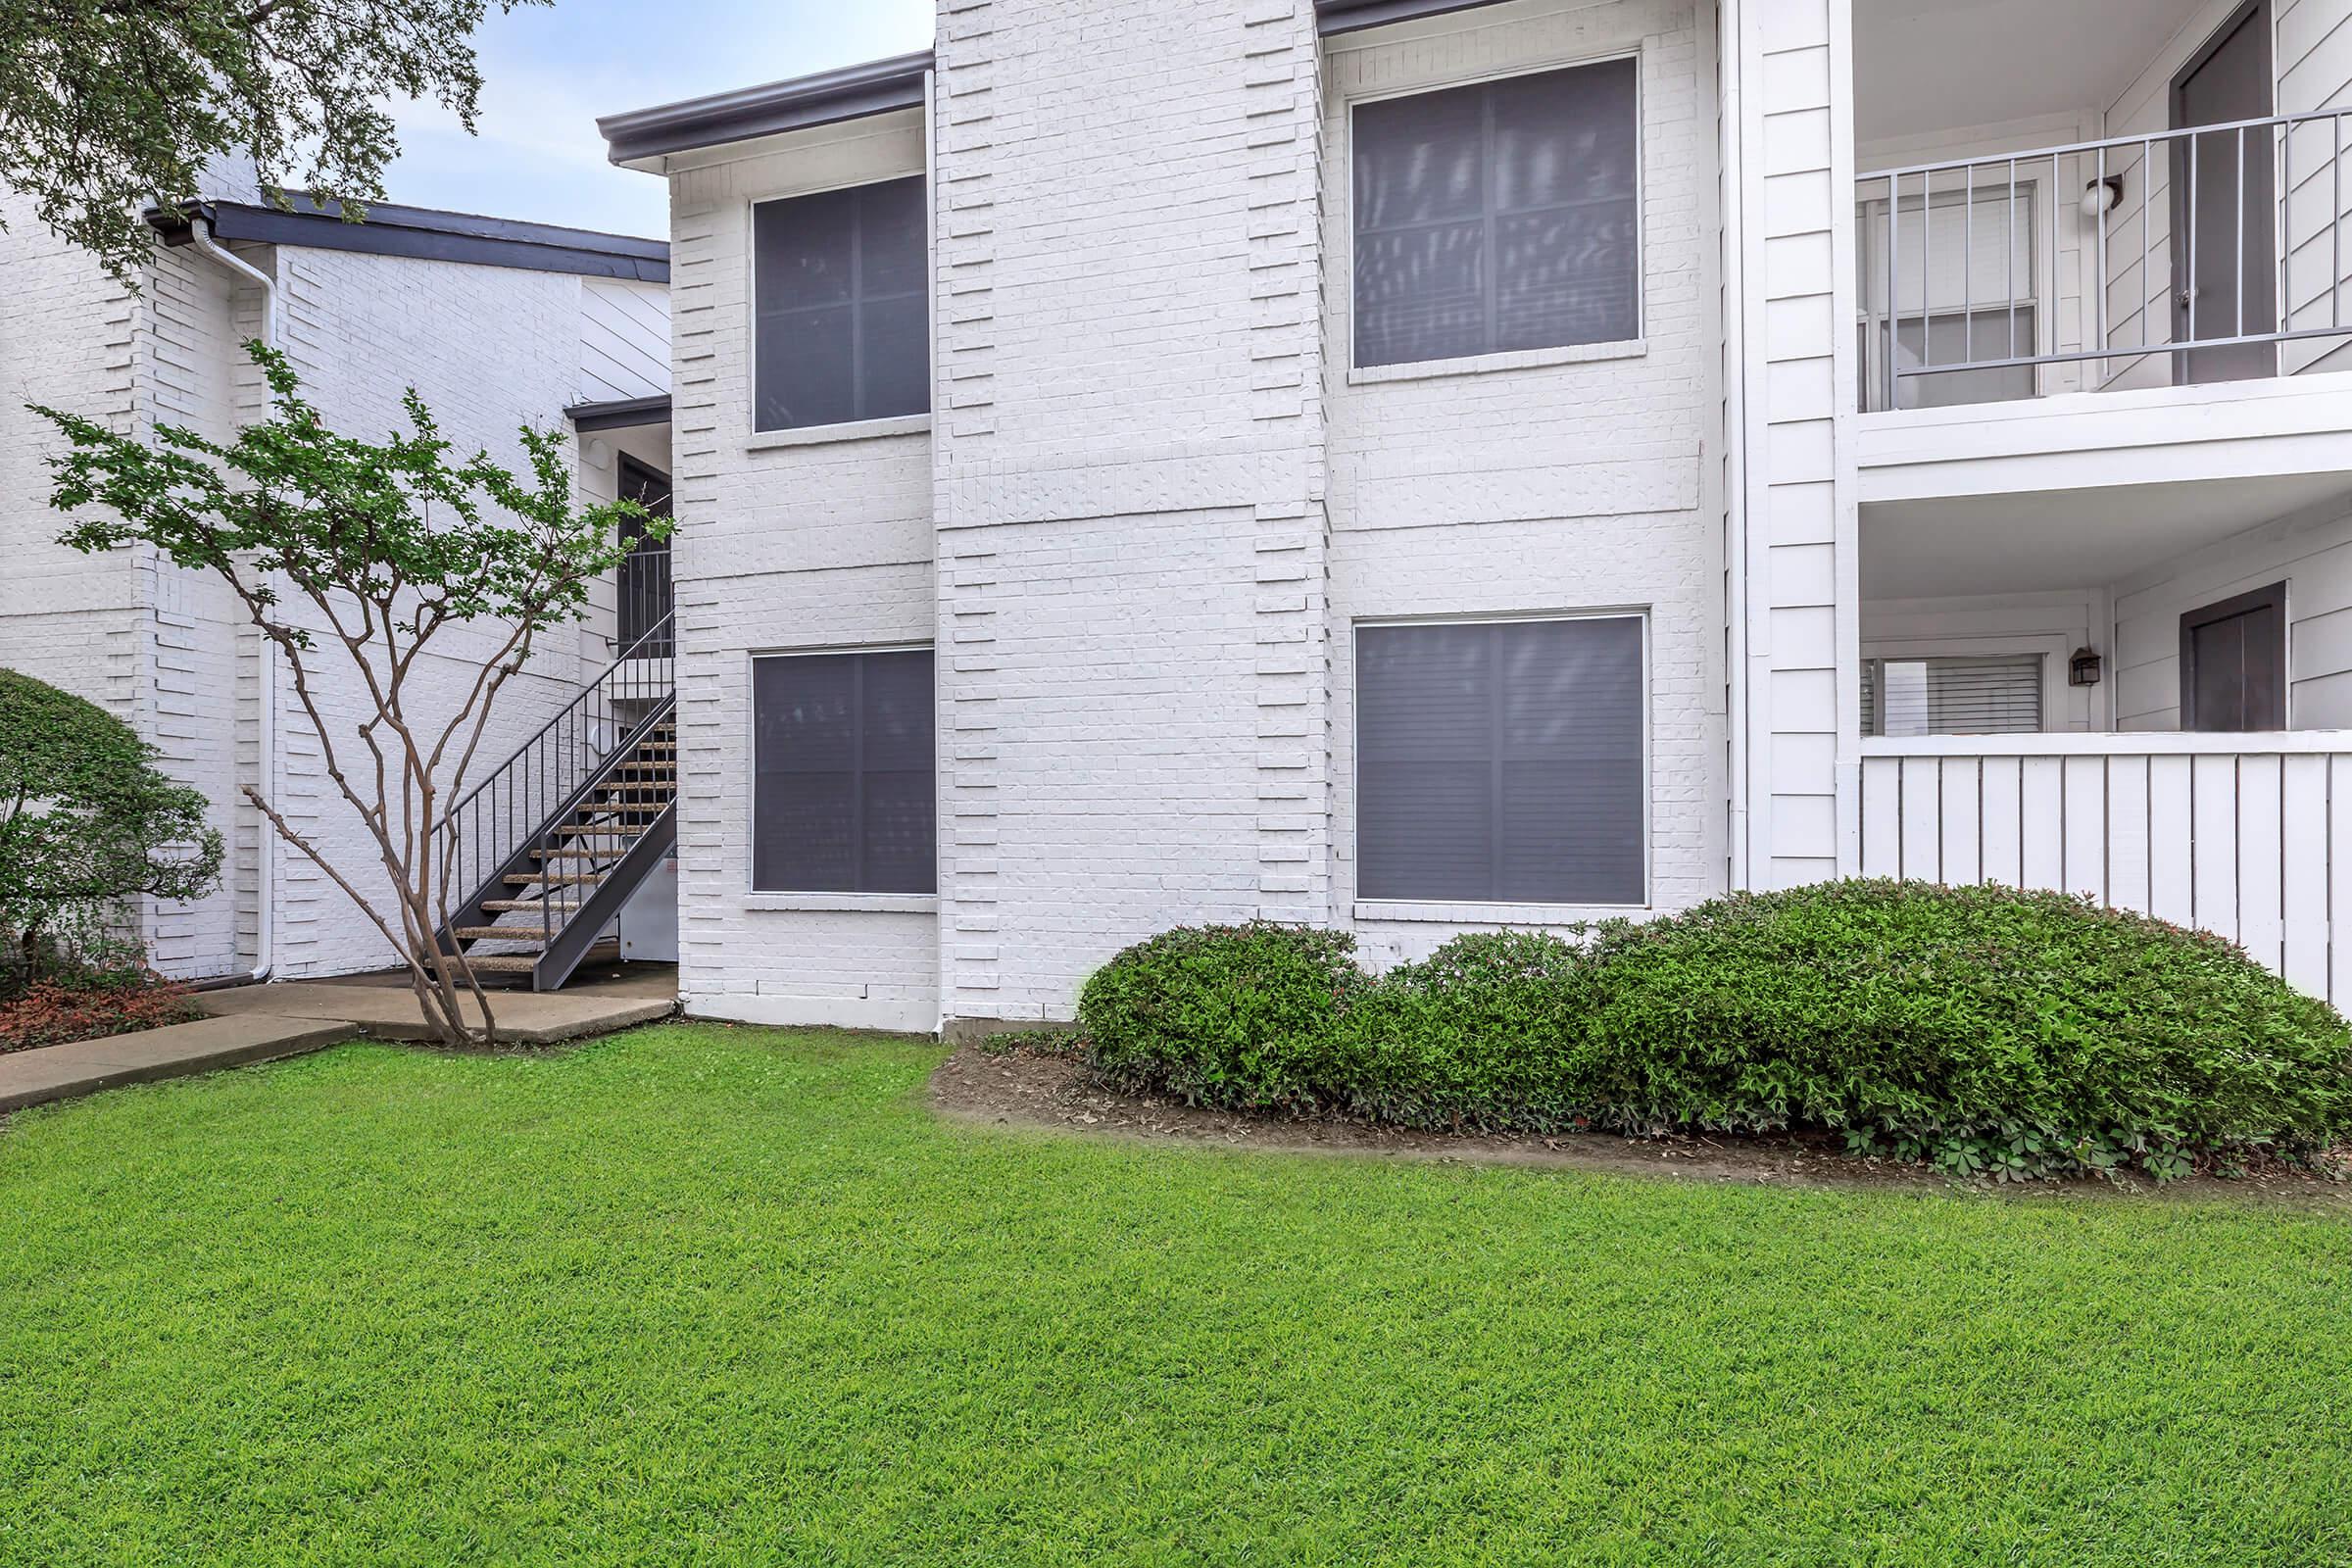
1 1024 2348 1566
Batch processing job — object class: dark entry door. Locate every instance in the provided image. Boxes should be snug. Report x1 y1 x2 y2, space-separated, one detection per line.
2171 0 2276 384
617 455 672 657
2180 583 2287 731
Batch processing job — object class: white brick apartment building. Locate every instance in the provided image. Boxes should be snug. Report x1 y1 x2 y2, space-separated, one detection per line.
0 187 672 983
20 0 2352 1032
573 0 2352 1035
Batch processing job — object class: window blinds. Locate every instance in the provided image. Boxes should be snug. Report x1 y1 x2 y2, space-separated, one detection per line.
1357 616 1645 906
1352 57 1641 368
753 649 936 894
1864 656 2043 738
753 176 928 432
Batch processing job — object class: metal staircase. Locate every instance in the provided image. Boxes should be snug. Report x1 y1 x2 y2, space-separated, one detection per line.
434 612 676 991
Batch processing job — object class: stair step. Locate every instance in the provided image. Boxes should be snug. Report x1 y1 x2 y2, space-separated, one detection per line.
452 926 548 944
531 847 624 860
466 955 543 974
551 825 645 839
507 871 607 885
478 899 547 912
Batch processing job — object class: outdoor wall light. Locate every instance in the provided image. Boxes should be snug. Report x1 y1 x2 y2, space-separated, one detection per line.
2070 647 2104 687
2080 174 2125 220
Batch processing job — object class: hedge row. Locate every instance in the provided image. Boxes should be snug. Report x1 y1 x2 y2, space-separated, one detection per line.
1074 881 2352 1182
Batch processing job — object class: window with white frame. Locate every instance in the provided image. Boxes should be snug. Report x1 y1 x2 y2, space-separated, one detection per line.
1351 57 1641 369
753 176 928 432
1861 654 2043 737
1857 182 2037 411
752 648 935 894
1356 615 1645 906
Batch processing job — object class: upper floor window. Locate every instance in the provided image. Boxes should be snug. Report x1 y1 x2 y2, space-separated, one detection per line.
753 176 928 432
1857 183 2036 412
1350 57 1641 370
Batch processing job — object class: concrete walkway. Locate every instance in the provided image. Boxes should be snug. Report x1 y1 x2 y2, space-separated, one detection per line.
0 963 677 1115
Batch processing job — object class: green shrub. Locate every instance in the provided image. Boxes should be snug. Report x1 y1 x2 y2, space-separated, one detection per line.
1072 883 2352 1181
0 667 222 994
1077 922 1366 1109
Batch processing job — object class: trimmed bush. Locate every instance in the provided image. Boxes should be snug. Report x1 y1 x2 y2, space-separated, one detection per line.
1073 882 2352 1181
1078 922 1366 1110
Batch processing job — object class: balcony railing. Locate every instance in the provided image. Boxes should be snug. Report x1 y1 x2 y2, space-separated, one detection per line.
1857 732 2352 1005
1857 108 2352 413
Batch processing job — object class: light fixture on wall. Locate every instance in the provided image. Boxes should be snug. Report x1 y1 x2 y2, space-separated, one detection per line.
2069 647 2104 687
2080 174 2125 220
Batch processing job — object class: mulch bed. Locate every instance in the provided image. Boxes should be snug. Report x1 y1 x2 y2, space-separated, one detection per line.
930 1044 2351 1200
0 981 205 1055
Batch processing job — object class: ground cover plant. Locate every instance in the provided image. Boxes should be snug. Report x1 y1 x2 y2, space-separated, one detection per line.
1078 882 2352 1182
2 1023 2349 1566
0 976 202 1056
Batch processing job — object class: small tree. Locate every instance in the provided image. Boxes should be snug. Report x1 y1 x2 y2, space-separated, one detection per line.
33 342 659 1046
0 668 225 991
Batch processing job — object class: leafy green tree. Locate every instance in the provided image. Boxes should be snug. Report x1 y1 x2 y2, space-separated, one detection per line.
33 341 658 1046
2 0 543 280
0 669 224 987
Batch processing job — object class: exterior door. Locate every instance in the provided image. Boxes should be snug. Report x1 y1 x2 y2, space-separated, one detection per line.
617 455 673 657
2171 0 2276 384
2180 583 2287 731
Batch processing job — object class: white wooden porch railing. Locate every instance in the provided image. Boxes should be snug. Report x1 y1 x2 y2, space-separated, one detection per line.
1856 733 2352 1006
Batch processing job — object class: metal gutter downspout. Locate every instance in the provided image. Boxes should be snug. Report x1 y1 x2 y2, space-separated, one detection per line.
1718 0 1753 892
184 217 279 987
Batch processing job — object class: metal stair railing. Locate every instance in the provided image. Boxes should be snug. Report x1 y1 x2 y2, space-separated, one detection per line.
437 611 675 956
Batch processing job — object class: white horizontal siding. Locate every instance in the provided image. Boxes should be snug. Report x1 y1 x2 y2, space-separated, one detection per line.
580 277 670 403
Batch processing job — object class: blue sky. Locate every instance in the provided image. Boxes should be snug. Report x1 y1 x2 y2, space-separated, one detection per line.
383 0 933 239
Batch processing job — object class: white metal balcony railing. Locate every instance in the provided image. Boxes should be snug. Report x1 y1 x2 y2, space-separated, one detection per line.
1857 108 2352 414
1856 733 2352 1006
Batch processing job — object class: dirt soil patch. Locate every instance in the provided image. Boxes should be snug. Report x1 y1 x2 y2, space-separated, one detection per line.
930 1045 2352 1201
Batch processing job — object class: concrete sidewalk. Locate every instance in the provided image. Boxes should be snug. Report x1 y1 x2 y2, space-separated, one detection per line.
0 963 677 1115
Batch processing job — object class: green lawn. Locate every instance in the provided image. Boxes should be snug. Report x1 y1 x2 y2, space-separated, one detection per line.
2 1025 2348 1566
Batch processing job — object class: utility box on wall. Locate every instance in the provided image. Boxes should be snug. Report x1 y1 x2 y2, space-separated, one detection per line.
614 853 678 962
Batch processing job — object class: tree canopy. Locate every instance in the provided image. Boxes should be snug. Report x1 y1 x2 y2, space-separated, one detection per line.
2 0 543 279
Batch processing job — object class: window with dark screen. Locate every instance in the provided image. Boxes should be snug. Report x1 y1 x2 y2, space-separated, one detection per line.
752 649 935 895
1356 616 1645 905
753 176 928 431
1351 57 1641 368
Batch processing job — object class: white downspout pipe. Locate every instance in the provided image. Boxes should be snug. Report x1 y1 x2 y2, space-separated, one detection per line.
1718 0 1753 891
185 215 279 984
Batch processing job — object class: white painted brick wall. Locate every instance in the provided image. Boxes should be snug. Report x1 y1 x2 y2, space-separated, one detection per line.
662 114 943 1030
931 0 1331 1025
258 247 626 978
655 0 1729 1029
1323 0 1727 967
1 193 668 981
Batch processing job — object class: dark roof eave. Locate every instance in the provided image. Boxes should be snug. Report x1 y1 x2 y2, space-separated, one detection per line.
598 50 933 166
564 393 673 431
597 6 1516 170
1313 0 1507 33
147 196 669 282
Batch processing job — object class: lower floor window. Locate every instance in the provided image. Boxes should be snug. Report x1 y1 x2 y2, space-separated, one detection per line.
752 648 936 894
1356 614 1646 906
1862 654 2042 737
